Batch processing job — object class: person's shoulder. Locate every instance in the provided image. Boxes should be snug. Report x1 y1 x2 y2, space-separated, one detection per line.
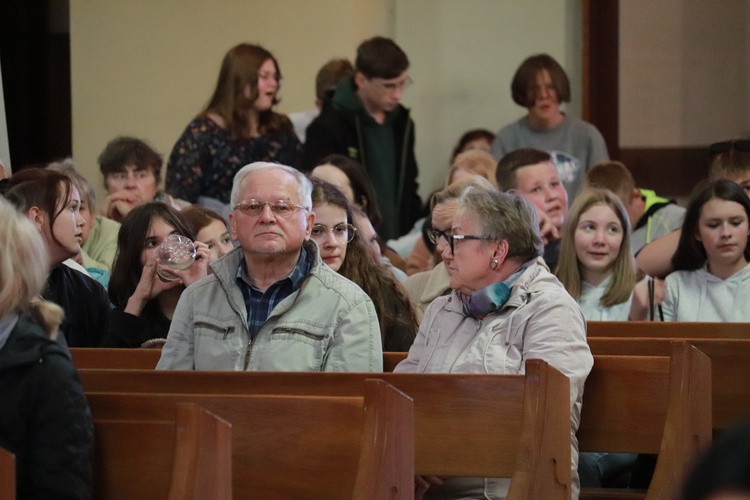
305 262 370 304
59 264 109 296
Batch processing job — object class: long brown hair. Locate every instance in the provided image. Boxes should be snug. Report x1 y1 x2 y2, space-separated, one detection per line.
202 43 292 139
310 178 418 349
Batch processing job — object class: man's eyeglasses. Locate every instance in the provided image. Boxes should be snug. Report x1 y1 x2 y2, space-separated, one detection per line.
709 139 750 156
234 199 307 217
371 76 413 93
449 234 494 254
426 228 452 246
310 223 357 244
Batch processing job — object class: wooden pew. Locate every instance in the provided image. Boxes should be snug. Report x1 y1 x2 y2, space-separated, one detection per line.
70 347 161 369
0 448 14 500
589 337 750 431
94 402 232 500
79 361 572 500
383 351 407 372
587 321 750 339
577 342 712 500
89 379 413 500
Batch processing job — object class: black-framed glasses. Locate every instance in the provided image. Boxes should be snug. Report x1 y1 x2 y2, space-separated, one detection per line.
310 223 357 244
426 228 452 246
709 140 750 156
233 199 307 217
449 234 494 254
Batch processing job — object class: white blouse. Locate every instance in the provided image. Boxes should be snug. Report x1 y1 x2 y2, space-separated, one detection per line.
662 263 750 322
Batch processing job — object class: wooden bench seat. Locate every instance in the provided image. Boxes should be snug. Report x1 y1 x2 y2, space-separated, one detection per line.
70 347 161 369
587 321 750 339
80 360 572 500
89 379 413 500
93 402 232 500
577 342 711 500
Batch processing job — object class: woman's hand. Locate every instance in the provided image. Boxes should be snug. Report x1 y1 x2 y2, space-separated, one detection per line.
102 191 139 222
166 241 210 287
629 277 666 321
124 257 182 317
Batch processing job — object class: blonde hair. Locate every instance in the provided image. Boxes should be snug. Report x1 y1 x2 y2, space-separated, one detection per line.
0 197 63 336
556 188 637 306
445 150 498 188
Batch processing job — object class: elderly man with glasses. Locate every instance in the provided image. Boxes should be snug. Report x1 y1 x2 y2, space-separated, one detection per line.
157 162 382 371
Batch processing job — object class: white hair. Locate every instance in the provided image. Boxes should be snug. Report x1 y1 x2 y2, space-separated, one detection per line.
230 162 313 209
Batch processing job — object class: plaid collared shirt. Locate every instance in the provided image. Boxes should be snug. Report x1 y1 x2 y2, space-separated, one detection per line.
236 246 313 340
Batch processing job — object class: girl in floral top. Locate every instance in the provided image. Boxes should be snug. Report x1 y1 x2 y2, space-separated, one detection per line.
165 43 301 218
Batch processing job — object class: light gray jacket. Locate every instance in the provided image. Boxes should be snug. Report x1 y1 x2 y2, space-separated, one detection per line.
395 263 592 499
157 242 383 372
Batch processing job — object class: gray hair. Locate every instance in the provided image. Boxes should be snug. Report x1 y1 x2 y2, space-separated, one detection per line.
230 162 313 209
47 158 98 209
457 188 543 261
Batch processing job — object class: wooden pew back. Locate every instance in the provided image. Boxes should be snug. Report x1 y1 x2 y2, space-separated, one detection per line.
93 402 232 500
70 348 161 369
79 361 572 500
587 321 750 339
589 337 750 431
577 343 712 500
89 379 413 500
0 448 14 500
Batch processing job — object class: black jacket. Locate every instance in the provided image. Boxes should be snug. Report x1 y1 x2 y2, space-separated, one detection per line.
42 265 112 347
302 81 422 238
0 315 93 499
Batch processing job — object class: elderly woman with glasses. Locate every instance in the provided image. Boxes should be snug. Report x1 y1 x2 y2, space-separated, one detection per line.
310 178 418 351
395 188 593 500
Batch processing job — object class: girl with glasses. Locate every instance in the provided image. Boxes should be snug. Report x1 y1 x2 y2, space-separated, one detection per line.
310 178 418 351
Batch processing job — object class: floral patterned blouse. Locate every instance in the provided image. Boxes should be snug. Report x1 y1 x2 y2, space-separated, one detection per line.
165 116 301 205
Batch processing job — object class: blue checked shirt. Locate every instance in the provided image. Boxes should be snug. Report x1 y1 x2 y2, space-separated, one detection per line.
236 246 313 340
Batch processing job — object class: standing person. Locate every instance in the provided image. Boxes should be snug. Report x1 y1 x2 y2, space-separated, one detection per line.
0 197 93 500
395 188 592 499
496 148 569 270
492 54 609 199
2 168 112 347
98 136 189 222
303 36 421 240
165 43 301 219
310 178 418 351
157 162 382 371
662 179 750 321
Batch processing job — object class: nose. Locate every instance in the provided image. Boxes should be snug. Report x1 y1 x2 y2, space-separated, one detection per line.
258 204 277 223
592 230 606 245
439 238 453 262
124 171 137 189
322 230 339 247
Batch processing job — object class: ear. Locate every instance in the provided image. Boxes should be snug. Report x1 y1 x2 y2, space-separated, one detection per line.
228 211 238 241
354 72 367 89
27 206 45 231
494 240 509 261
304 210 315 239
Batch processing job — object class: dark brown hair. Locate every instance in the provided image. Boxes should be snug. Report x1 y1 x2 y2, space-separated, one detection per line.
496 148 553 190
450 128 495 161
355 36 409 79
180 204 227 236
511 54 571 107
202 43 292 139
315 154 382 229
98 136 163 185
315 58 354 101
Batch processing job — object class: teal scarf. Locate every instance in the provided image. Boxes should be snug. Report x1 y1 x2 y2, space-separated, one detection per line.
460 265 528 319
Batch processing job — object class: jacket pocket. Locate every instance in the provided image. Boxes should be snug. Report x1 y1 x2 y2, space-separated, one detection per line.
194 321 235 339
259 326 328 371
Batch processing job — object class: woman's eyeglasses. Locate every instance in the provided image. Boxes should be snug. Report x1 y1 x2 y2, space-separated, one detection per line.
449 234 494 254
310 223 357 244
426 228 452 246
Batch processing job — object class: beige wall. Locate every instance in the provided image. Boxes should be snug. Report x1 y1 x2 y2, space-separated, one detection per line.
71 0 580 201
620 0 749 147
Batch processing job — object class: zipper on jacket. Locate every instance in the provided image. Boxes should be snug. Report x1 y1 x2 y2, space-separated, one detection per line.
194 321 235 339
271 327 325 341
243 338 253 370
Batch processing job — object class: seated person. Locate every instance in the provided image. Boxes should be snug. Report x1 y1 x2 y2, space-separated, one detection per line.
0 197 93 499
450 128 495 162
98 136 188 222
496 148 568 270
157 162 382 371
2 168 112 347
106 203 210 348
310 178 418 351
181 205 236 264
662 179 750 321
47 158 121 284
395 188 592 499
584 161 685 254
